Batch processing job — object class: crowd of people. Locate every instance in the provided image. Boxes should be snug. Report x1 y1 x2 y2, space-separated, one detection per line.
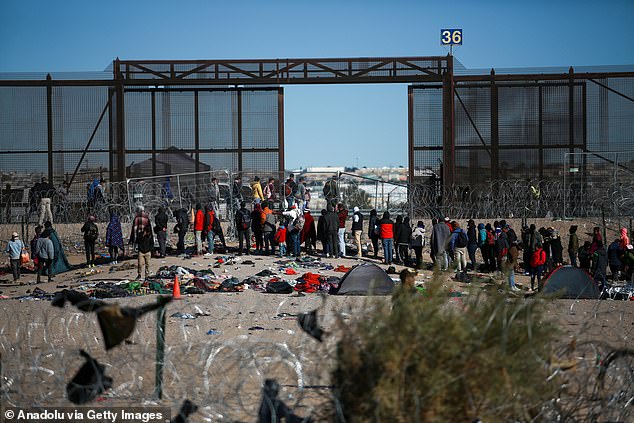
4 173 634 292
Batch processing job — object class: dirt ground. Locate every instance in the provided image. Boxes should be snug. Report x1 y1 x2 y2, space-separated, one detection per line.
0 219 633 422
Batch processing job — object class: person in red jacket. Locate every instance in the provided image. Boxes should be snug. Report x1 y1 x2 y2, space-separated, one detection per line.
300 209 317 254
193 203 204 256
274 224 287 257
337 203 348 258
530 243 547 292
377 211 395 265
203 205 216 254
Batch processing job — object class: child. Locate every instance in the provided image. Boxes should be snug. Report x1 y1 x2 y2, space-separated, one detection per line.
274 224 287 257
5 232 25 283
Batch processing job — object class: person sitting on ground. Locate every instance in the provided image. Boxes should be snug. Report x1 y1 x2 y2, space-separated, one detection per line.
5 232 24 283
136 225 154 280
105 210 124 264
80 215 99 268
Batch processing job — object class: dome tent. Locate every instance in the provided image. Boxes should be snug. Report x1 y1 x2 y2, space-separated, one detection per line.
542 266 601 299
336 263 395 295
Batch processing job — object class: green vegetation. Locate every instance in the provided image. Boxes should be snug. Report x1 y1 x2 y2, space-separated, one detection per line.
332 278 558 422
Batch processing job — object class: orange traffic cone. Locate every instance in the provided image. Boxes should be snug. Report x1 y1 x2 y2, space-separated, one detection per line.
172 274 182 300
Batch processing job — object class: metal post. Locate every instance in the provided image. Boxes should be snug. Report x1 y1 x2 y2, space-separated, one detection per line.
154 299 167 399
374 180 378 210
126 179 133 219
177 175 182 209
46 74 54 183
563 153 567 219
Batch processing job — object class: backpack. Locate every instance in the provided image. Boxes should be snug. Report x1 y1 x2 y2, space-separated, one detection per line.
239 209 251 230
454 231 468 248
294 214 305 232
531 249 546 268
284 180 296 197
486 231 495 246
85 222 98 241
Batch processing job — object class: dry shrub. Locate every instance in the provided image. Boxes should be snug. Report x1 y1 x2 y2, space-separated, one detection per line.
332 278 558 422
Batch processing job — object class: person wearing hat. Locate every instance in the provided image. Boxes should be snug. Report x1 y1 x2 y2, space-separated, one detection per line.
5 232 25 282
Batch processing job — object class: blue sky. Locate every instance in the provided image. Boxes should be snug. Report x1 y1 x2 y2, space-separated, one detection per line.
1 0 633 169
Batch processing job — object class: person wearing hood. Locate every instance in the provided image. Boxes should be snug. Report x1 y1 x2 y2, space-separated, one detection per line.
568 225 579 267
410 221 426 269
377 211 395 265
351 206 364 258
35 229 54 284
550 230 564 268
41 221 71 276
317 209 329 256
202 205 216 255
430 218 451 271
105 211 123 264
395 216 412 265
5 231 24 282
251 176 264 203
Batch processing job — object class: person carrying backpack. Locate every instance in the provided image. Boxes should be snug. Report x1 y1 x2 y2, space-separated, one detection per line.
235 202 252 255
450 221 468 273
81 215 99 268
530 243 547 292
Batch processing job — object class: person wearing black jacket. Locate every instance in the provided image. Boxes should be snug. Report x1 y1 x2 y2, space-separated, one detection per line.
154 207 168 257
235 202 251 255
351 206 364 258
592 240 608 289
395 216 412 265
173 207 189 254
393 216 404 263
368 209 379 259
80 216 98 268
466 219 478 270
324 206 340 258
